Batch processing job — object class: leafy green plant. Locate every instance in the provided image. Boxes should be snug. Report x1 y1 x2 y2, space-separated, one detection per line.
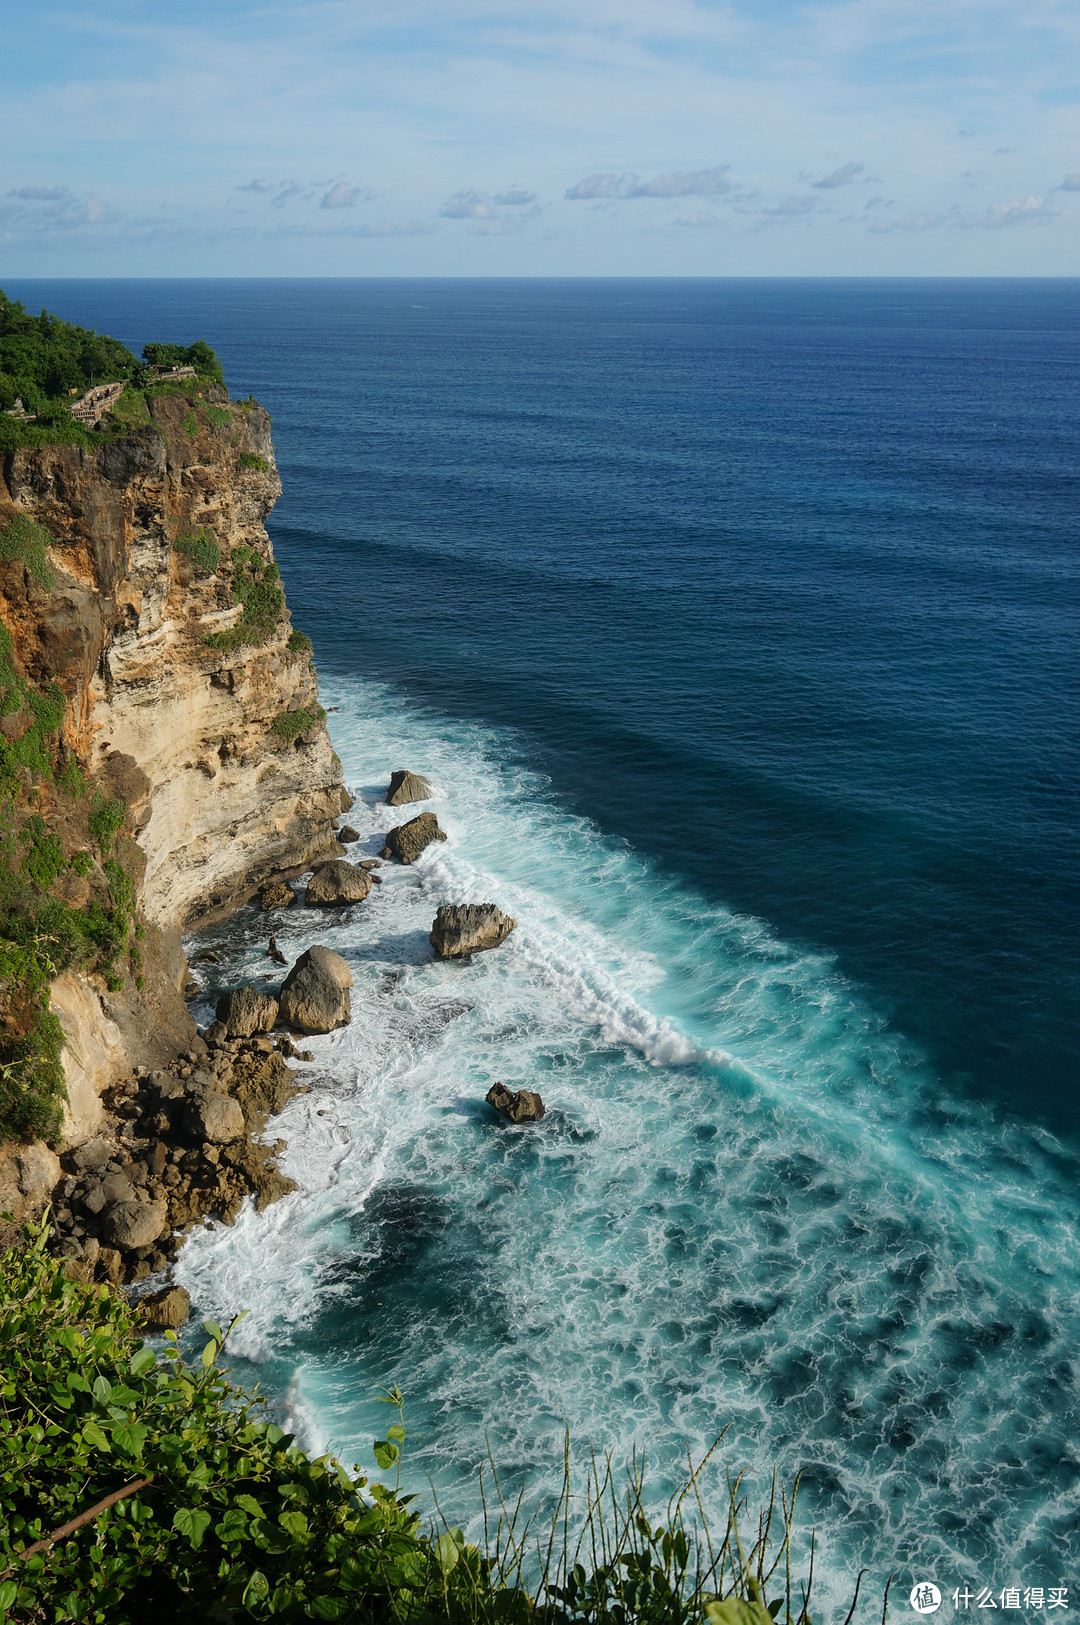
237 452 269 471
204 405 231 430
86 796 125 856
205 546 285 654
287 630 312 657
0 1234 842 1625
174 530 221 575
0 519 55 592
270 706 324 745
181 410 198 437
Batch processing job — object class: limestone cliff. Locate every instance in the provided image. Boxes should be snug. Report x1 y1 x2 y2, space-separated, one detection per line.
0 383 345 1170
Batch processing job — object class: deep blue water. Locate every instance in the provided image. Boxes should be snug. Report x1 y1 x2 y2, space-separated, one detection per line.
8 279 1080 1604
11 278 1078 1124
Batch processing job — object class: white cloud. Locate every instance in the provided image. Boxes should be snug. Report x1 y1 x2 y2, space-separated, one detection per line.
870 195 1055 232
440 189 498 219
493 187 537 206
566 166 731 201
320 182 370 210
625 166 732 198
468 205 542 235
7 186 69 202
1056 173 1080 191
812 161 864 189
564 172 629 200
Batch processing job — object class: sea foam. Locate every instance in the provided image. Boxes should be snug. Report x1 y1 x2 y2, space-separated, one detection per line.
179 674 1080 1611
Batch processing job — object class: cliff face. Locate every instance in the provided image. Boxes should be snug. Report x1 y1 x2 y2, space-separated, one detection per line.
0 386 344 1160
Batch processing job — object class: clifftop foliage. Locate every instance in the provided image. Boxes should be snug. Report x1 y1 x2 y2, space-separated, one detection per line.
0 290 224 453
0 1231 828 1625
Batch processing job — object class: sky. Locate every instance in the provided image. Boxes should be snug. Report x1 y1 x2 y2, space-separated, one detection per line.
2 0 1080 277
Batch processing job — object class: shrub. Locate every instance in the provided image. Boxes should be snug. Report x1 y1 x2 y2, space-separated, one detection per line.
237 452 269 471
174 530 221 575
270 706 324 745
204 405 231 430
205 547 284 654
86 796 125 855
181 411 198 438
287 629 313 657
0 518 55 592
0 1234 833 1625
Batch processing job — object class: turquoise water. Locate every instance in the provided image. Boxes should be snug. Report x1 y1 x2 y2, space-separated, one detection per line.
8 279 1078 1607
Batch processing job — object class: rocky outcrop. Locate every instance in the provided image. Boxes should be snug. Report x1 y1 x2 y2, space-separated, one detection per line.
386 769 432 806
47 1034 304 1283
430 904 517 959
215 984 279 1039
485 1082 546 1123
305 859 372 907
260 881 296 911
0 382 345 1154
279 946 353 1033
138 1283 191 1330
382 811 447 865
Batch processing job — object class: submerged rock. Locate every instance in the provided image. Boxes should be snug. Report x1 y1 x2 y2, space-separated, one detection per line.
305 859 372 907
279 945 354 1033
430 903 517 959
486 1082 546 1124
139 1284 191 1331
215 983 279 1038
386 769 433 806
260 880 295 911
381 811 446 865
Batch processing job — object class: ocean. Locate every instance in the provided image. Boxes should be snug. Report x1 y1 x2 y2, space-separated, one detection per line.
8 278 1079 1608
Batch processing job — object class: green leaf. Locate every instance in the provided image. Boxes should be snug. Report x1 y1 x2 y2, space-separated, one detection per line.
704 1599 774 1625
235 1493 267 1520
112 1421 148 1457
92 1375 112 1405
202 1320 223 1343
435 1532 461 1574
200 1339 218 1369
386 1423 406 1443
309 1599 347 1621
242 1571 271 1607
0 1580 17 1610
278 1509 309 1540
172 1507 211 1549
373 1440 399 1470
81 1420 110 1452
129 1348 156 1377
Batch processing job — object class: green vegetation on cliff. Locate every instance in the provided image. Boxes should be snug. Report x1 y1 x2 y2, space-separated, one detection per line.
0 603 140 1144
0 290 225 454
0 1230 827 1625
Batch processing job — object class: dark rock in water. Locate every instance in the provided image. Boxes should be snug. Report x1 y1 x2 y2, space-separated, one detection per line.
279 945 354 1033
381 811 446 865
260 880 295 911
338 825 360 843
430 903 517 959
486 1082 546 1123
215 984 279 1038
305 859 372 906
358 858 382 870
386 769 433 806
139 1284 190 1330
103 1200 167 1251
268 937 287 966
